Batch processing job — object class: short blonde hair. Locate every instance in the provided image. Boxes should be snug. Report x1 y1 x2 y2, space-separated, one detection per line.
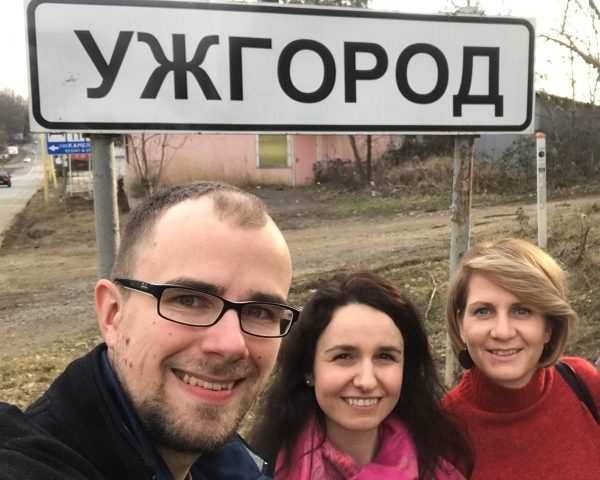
445 238 578 367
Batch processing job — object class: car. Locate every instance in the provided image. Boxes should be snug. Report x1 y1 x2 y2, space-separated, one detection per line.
23 157 32 163
0 172 11 188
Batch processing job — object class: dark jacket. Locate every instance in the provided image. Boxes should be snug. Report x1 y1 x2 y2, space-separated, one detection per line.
0 344 270 480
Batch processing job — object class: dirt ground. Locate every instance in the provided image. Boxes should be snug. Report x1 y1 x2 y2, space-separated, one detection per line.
1 185 599 358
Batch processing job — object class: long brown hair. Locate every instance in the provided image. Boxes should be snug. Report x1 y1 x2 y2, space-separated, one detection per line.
249 271 472 479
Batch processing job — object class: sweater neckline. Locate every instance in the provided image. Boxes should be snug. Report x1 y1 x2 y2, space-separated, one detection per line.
461 366 552 413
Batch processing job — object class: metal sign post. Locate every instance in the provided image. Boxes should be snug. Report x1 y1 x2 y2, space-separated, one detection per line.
536 132 547 249
445 136 475 387
90 135 120 279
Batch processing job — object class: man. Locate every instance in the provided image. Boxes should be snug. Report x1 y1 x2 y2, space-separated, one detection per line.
0 182 298 480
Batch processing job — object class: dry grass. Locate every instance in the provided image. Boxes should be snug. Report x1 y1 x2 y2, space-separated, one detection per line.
0 330 101 409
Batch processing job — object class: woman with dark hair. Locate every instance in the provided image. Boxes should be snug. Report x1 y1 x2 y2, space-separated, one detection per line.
443 238 600 479
249 271 471 480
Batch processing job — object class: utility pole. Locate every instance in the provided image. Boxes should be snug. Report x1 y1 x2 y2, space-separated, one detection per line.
445 136 475 387
443 2 484 387
91 135 120 279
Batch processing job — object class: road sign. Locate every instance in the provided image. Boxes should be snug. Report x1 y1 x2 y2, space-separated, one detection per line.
46 133 91 155
26 0 534 134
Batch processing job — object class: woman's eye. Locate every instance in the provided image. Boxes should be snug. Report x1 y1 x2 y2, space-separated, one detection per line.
378 352 398 362
333 353 352 361
514 306 531 317
474 307 491 317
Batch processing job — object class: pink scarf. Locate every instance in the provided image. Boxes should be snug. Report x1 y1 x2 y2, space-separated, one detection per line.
274 415 465 480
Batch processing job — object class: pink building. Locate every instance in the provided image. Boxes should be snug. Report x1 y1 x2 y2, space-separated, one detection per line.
125 133 400 187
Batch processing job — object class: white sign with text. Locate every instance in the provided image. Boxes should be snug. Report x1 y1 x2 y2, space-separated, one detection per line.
26 0 534 133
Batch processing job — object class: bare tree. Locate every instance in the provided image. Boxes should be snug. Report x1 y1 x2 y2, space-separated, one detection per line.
348 135 374 183
123 134 187 196
0 89 28 145
541 0 600 103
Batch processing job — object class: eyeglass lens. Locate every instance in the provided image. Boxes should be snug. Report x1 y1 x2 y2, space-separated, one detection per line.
158 287 293 337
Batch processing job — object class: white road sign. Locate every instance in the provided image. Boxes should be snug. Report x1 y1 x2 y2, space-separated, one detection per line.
25 0 534 134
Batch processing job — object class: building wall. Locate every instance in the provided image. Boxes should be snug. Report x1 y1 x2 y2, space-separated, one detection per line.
474 92 600 161
293 135 317 186
158 134 293 185
126 133 398 187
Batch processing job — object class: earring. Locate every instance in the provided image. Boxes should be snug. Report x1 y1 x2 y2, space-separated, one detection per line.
304 375 314 387
458 347 474 369
540 343 552 362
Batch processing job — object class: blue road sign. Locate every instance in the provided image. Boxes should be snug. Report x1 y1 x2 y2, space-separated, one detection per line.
46 134 91 155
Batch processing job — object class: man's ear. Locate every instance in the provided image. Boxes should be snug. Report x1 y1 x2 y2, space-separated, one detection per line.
95 279 124 347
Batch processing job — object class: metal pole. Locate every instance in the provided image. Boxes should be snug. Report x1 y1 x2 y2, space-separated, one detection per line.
289 135 296 187
91 134 120 279
41 134 49 204
536 132 547 249
445 136 475 387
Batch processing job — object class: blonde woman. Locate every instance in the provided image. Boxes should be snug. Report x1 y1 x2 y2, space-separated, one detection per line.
443 238 600 480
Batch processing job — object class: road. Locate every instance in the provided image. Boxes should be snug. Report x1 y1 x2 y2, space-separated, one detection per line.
0 149 44 242
282 194 600 278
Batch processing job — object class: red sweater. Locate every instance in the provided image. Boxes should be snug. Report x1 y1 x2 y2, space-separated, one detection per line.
442 357 600 480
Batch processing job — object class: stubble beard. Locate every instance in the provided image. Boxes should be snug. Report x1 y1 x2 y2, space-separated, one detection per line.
138 393 252 455
124 359 260 456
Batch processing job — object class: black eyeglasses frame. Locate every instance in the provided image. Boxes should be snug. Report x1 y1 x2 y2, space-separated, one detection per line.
114 278 299 338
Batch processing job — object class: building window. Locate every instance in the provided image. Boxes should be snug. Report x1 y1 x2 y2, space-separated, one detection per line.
257 135 288 168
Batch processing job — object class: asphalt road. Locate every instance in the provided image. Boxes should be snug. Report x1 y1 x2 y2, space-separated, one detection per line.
0 148 44 241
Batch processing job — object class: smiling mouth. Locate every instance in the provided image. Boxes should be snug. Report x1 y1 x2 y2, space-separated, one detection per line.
174 370 235 391
489 349 521 356
344 397 379 407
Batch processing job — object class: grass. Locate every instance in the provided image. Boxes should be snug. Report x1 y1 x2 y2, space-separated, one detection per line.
327 192 539 217
330 193 452 216
0 328 101 409
311 176 539 218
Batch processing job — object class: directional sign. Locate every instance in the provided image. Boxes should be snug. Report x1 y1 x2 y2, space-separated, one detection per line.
46 133 91 155
26 0 534 134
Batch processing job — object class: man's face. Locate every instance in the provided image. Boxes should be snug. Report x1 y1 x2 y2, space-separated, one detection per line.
100 197 292 455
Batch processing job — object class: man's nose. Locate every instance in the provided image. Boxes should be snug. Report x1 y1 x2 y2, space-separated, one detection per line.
199 308 250 361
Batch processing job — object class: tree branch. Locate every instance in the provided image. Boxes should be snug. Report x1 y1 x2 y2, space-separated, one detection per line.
540 33 600 73
589 0 600 18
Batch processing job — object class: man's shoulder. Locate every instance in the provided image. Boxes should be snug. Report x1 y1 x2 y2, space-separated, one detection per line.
0 402 102 479
0 401 30 437
0 345 135 480
192 435 271 480
25 345 105 426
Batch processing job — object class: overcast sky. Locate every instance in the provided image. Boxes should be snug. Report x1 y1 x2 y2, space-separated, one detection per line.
1 0 596 101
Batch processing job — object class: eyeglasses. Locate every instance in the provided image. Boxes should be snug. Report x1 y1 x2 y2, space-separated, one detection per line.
114 278 299 338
